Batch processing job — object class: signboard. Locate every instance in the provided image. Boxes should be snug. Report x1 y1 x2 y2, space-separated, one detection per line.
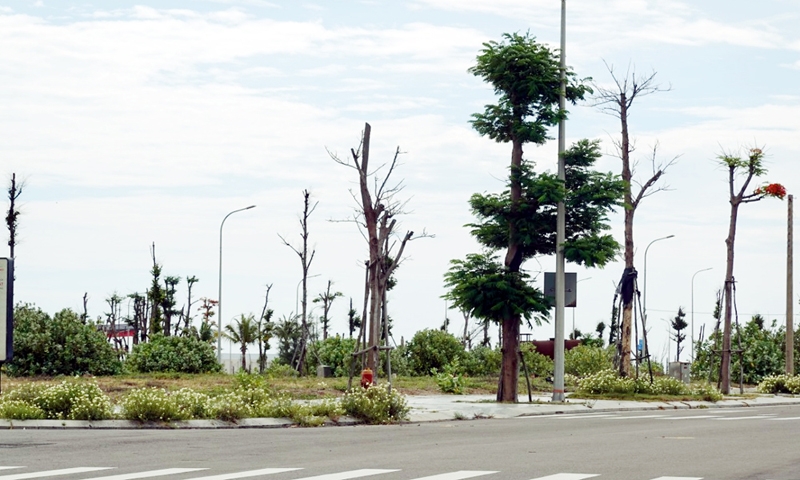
0 258 12 363
544 272 577 308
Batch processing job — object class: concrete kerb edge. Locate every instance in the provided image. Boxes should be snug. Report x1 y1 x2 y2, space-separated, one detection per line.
0 416 364 430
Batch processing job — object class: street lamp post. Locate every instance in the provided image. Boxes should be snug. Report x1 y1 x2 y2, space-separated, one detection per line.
571 277 592 338
691 267 713 362
643 235 675 328
218 205 256 364
295 274 321 316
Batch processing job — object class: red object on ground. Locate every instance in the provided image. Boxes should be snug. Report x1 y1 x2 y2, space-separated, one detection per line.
360 368 373 388
529 339 582 360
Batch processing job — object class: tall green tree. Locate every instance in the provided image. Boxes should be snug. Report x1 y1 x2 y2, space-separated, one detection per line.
464 32 594 402
670 307 688 362
223 314 259 372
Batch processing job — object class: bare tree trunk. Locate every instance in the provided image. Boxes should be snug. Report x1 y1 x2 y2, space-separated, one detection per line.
722 189 741 394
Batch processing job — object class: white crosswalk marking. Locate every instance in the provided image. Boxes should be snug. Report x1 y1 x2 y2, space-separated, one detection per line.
84 468 209 479
184 468 303 480
768 416 800 421
529 474 599 480
649 477 703 480
603 415 666 419
553 414 618 419
411 471 497 480
713 416 771 421
0 467 113 479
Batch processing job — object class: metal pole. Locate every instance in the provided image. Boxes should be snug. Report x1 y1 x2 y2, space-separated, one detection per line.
691 267 712 362
642 235 675 335
553 0 567 403
218 205 256 364
788 194 794 375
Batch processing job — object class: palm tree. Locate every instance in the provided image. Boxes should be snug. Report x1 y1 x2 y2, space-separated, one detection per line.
223 314 259 372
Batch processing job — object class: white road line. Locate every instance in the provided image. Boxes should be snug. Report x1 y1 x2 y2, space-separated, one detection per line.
713 416 771 421
552 414 619 419
657 415 720 420
603 415 666 419
768 416 800 421
85 468 209 479
649 477 703 480
0 470 23 473
184 468 303 480
529 474 600 480
411 471 498 480
0 467 113 479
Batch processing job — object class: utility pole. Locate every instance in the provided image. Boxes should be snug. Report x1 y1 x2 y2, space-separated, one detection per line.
787 194 794 375
553 0 567 403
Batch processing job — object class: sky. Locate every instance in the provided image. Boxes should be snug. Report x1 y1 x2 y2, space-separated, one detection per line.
2 0 799 365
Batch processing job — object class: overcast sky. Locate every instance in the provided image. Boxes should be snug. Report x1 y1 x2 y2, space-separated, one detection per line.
2 0 799 363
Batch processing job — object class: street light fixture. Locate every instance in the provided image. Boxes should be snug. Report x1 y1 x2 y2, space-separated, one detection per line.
642 234 675 328
691 267 713 362
217 205 256 364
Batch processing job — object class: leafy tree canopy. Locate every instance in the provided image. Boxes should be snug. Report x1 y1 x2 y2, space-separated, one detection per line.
469 32 591 145
467 139 624 267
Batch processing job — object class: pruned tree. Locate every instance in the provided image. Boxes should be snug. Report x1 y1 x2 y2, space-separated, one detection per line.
257 284 274 373
104 292 125 355
126 292 147 345
592 63 678 377
181 275 199 334
314 280 342 340
718 146 785 393
346 298 361 339
161 275 180 336
670 307 688 362
147 243 165 339
329 123 425 376
6 173 23 263
279 189 317 374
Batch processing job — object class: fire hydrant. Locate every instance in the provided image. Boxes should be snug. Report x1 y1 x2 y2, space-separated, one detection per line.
360 368 373 389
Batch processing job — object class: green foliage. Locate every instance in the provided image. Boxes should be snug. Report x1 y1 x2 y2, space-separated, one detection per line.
264 361 300 378
520 343 554 378
406 329 466 376
126 334 221 374
693 316 786 384
7 304 122 377
121 388 190 422
468 32 590 145
564 345 614 378
224 314 259 371
443 253 550 326
431 360 466 394
466 142 623 267
462 346 502 376
306 336 358 377
758 374 800 394
575 369 723 401
340 384 409 424
0 400 45 420
273 315 302 367
3 380 113 420
386 344 413 377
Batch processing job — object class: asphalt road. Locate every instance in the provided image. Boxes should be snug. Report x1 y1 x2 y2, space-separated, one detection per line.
2 405 800 480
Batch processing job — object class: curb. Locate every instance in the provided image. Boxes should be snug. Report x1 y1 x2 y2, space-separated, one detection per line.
0 416 363 430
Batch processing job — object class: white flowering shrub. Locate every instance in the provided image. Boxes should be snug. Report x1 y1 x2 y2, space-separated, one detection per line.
35 380 113 420
340 384 409 424
758 374 800 394
0 399 46 420
576 369 635 394
575 369 722 401
691 383 723 402
121 387 189 422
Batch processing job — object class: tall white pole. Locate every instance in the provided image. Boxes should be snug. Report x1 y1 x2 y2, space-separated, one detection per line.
787 194 794 375
218 205 256 365
691 267 712 362
643 235 674 330
553 0 567 403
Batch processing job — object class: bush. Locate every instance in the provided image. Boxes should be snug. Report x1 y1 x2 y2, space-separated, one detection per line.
564 345 614 378
18 380 114 420
340 384 409 424
520 343 554 378
406 329 465 376
7 304 122 376
462 346 501 376
432 360 466 394
758 374 800 394
575 369 723 401
264 362 299 378
126 334 221 374
306 337 358 377
0 400 45 420
386 344 412 377
121 388 189 422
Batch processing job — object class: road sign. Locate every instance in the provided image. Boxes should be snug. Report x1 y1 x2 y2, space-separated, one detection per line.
0 258 13 363
544 271 577 307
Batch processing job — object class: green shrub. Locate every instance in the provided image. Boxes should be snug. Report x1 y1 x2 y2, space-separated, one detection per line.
264 362 299 378
462 346 501 376
33 380 113 420
758 374 800 394
576 369 722 401
0 400 45 420
406 329 465 376
432 360 466 394
121 388 189 422
126 334 221 374
564 345 613 378
576 369 635 395
306 337 358 377
691 383 724 402
520 343 554 378
386 344 412 377
206 391 253 421
340 384 409 424
7 305 122 376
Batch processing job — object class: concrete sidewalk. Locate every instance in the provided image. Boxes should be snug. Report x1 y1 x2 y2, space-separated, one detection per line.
2 393 799 429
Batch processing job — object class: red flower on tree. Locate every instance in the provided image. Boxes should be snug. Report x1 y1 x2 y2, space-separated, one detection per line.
754 183 787 199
